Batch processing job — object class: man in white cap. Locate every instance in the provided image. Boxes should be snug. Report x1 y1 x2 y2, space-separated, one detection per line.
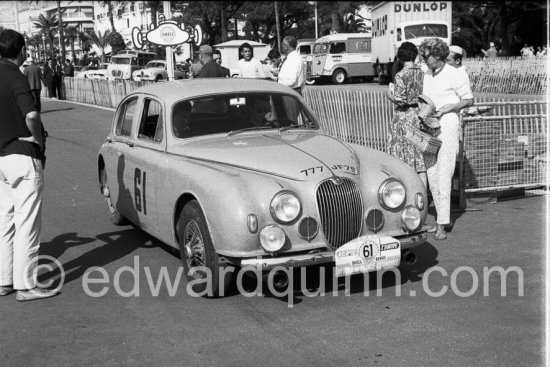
447 45 470 87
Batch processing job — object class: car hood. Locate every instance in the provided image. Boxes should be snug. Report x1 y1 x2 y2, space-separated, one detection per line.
171 132 360 181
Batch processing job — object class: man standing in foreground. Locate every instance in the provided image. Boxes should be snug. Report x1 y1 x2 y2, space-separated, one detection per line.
0 29 58 301
23 57 42 112
277 36 306 95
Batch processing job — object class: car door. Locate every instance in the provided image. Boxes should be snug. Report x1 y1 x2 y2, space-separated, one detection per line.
109 96 140 224
124 97 165 232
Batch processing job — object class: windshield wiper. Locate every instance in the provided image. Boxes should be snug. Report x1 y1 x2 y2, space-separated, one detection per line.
279 124 316 132
406 30 417 39
227 126 275 137
425 25 437 37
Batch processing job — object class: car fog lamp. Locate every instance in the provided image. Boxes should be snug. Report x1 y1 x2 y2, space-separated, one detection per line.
378 179 406 210
260 225 286 253
270 191 301 223
401 205 421 231
415 193 425 210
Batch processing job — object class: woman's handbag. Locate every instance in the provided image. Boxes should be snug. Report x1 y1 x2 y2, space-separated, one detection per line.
403 122 442 155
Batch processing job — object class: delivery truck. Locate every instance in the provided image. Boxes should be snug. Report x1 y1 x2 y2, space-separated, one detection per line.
371 1 452 84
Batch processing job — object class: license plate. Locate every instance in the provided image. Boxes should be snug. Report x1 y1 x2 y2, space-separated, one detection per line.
334 235 401 277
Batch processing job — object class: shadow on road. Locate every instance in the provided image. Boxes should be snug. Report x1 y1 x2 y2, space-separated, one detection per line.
38 228 169 285
41 107 75 114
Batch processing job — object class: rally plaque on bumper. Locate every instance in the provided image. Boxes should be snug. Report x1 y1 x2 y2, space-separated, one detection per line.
335 235 401 277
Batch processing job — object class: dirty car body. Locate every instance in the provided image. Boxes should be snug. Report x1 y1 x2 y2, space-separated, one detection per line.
98 79 428 295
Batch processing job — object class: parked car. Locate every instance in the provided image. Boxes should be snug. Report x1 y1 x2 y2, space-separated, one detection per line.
132 60 186 82
98 78 428 296
107 50 157 80
74 63 110 79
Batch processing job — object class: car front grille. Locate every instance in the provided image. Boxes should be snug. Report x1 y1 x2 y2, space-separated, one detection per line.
316 178 363 248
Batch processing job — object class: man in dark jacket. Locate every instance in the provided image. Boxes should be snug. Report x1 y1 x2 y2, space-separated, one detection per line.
23 57 42 111
197 45 229 78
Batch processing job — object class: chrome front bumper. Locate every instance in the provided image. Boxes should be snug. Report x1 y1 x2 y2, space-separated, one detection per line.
238 231 427 270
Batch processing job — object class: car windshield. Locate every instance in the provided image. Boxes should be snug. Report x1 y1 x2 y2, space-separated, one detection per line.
404 24 448 39
146 61 164 68
111 57 132 65
172 92 318 139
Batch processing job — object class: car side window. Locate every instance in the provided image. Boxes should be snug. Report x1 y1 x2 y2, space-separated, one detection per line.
330 42 346 54
138 99 163 143
116 97 138 137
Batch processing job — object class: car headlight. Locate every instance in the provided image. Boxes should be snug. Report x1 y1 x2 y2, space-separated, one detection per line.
415 193 425 210
270 191 301 223
260 225 286 253
378 179 406 210
401 205 421 231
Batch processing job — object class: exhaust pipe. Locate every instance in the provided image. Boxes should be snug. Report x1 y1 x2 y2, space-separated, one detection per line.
402 250 417 265
271 270 289 290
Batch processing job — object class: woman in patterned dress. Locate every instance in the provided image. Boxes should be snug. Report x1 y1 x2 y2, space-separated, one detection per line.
385 42 427 188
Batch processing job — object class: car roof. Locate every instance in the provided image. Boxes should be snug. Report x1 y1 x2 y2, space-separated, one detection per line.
131 78 297 105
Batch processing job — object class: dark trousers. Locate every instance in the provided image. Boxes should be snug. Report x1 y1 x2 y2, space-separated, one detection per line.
30 89 41 112
51 75 62 99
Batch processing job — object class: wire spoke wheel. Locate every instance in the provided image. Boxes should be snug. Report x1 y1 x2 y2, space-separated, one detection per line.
100 167 127 225
176 200 234 297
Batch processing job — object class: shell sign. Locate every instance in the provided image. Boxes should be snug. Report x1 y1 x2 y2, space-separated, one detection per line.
132 15 202 49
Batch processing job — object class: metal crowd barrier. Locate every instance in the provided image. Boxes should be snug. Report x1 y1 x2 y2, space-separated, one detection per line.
51 79 547 201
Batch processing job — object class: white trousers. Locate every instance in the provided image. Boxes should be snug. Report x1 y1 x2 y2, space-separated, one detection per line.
0 154 43 290
427 113 459 225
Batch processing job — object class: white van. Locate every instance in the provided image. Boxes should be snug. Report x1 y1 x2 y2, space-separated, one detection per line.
297 39 316 84
310 33 375 84
107 50 158 80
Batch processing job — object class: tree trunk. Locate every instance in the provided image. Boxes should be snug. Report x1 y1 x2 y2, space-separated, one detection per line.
57 1 66 61
151 6 157 28
108 2 117 32
498 2 510 56
275 1 281 53
220 2 227 42
331 10 341 33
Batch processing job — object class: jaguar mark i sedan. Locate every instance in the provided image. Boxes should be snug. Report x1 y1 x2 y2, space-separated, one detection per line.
98 79 428 296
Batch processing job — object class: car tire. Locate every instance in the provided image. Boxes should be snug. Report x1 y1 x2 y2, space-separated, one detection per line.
176 200 234 297
155 75 162 82
331 69 347 84
100 168 128 226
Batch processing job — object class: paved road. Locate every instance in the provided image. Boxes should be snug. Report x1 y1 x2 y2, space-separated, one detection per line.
0 99 545 367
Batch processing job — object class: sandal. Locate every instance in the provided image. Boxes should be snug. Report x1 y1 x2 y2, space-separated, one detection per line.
434 230 447 240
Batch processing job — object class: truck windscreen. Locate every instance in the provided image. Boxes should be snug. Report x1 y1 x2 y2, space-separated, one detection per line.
404 24 448 39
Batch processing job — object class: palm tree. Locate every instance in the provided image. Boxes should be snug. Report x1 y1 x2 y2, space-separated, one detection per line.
85 29 112 63
98 1 129 33
64 26 78 61
33 13 58 59
56 1 67 61
146 1 162 28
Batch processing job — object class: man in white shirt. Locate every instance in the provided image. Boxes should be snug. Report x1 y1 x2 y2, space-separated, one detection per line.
237 43 265 78
419 38 474 240
277 36 306 95
447 45 471 88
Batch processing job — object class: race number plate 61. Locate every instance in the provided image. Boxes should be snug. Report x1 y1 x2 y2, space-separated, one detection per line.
334 235 401 277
